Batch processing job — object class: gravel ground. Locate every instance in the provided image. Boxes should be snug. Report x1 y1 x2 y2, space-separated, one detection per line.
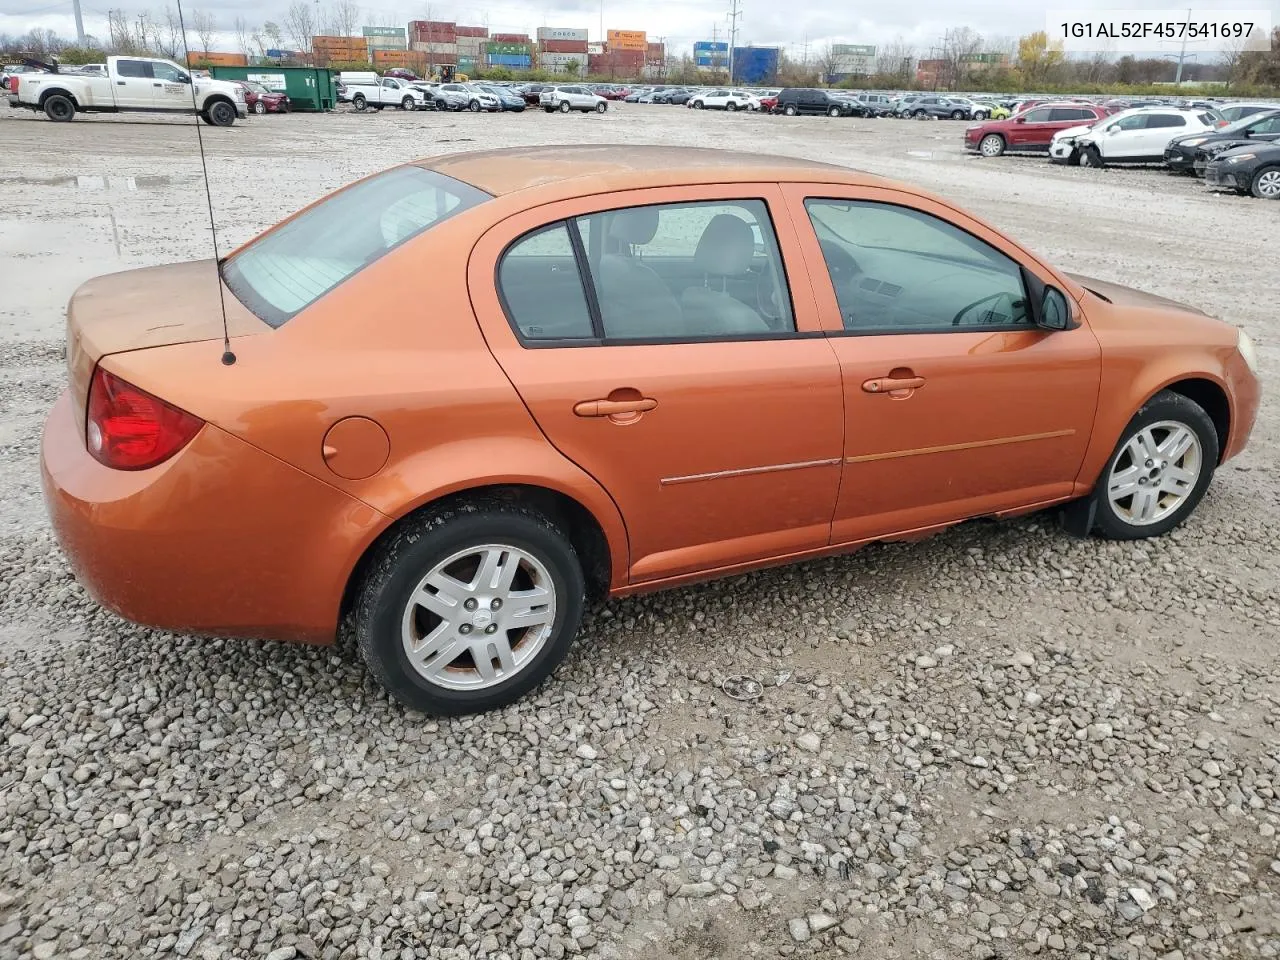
1 103 1277 960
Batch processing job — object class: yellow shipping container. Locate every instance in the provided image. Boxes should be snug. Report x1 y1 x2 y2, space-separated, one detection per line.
606 29 647 51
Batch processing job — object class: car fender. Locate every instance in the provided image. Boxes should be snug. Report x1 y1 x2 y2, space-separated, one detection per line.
1074 346 1237 489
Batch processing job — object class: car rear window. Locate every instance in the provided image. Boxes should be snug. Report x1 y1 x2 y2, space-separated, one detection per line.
222 166 490 328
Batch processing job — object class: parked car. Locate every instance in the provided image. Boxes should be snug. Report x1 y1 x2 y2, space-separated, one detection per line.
1 63 42 91
1203 141 1280 198
969 99 1010 120
432 82 496 112
1216 102 1280 123
968 103 1111 157
40 145 1260 714
477 84 526 112
774 88 864 117
688 88 760 111
7 55 245 125
347 76 431 112
1164 109 1280 174
664 88 695 106
540 85 607 113
891 94 922 115
758 92 779 112
384 68 420 81
1073 107 1226 167
518 83 549 105
234 80 290 114
908 96 975 120
847 92 894 116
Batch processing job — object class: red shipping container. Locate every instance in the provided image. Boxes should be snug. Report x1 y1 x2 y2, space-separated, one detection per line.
456 25 488 37
540 39 588 53
492 33 530 43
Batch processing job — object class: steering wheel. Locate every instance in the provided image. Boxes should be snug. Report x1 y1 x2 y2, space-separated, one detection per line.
952 291 1023 327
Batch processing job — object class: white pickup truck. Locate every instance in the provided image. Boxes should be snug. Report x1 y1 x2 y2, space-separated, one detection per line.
7 55 247 125
345 76 431 112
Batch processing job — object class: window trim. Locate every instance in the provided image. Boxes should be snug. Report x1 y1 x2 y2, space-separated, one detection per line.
802 196 1039 337
493 196 807 348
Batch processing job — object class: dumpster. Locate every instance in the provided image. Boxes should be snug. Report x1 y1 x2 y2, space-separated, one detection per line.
209 65 337 111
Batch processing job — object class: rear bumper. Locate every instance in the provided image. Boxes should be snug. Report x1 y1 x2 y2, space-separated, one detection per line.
41 390 386 645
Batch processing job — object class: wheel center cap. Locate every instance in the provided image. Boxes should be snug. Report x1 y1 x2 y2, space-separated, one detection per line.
472 609 493 627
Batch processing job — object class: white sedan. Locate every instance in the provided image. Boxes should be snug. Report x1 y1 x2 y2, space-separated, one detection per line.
688 89 761 111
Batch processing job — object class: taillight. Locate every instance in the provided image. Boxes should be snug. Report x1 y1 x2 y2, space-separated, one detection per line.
86 366 203 470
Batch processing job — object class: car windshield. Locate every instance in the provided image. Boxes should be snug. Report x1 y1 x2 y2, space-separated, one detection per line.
222 166 491 327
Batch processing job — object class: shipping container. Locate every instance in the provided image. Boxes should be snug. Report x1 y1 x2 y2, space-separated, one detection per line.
410 41 458 54
606 29 646 51
587 41 605 55
538 51 586 65
456 25 488 38
209 64 337 110
362 26 405 39
731 46 780 83
536 26 589 42
487 54 531 68
485 41 531 56
188 51 248 67
831 43 876 57
539 39 588 54
646 42 664 61
491 33 530 43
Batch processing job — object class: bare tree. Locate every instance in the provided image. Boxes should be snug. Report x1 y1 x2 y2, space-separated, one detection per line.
233 16 251 55
1219 36 1249 89
250 27 267 58
941 26 983 89
156 6 182 59
876 37 915 82
283 0 315 55
330 0 361 37
814 43 840 85
263 20 284 53
189 9 216 54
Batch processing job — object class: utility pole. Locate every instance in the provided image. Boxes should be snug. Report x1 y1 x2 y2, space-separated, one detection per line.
1174 6 1191 84
726 0 740 84
72 0 85 43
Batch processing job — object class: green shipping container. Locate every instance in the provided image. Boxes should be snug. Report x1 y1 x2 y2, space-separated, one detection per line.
209 65 338 111
485 41 531 57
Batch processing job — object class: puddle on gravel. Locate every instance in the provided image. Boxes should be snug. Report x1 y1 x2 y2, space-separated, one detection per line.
0 174 172 190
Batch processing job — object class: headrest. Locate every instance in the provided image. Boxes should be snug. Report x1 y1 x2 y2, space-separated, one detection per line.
694 214 755 277
607 207 659 246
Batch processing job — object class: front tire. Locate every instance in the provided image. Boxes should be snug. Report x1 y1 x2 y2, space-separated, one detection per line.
1080 145 1104 168
595 101 606 113
207 100 236 126
1250 165 1280 199
354 502 586 715
253 100 267 115
783 104 797 116
979 133 1005 157
828 105 841 117
468 99 480 112
694 100 704 109
43 93 76 122
402 95 415 110
1092 391 1218 540
950 109 964 119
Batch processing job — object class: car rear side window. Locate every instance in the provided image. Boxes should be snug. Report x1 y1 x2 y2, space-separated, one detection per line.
116 59 152 78
222 166 490 328
498 224 595 341
1147 114 1187 128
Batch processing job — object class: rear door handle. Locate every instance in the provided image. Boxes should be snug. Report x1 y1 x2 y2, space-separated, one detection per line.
574 398 658 417
153 82 163 87
862 376 925 397
117 80 127 85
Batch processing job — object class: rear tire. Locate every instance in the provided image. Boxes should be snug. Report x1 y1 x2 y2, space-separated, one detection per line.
559 100 571 113
43 93 76 122
352 93 367 111
1091 391 1218 540
354 502 586 715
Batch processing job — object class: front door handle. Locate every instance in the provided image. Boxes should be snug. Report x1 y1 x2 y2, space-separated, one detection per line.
862 375 925 398
573 397 658 418
153 82 163 87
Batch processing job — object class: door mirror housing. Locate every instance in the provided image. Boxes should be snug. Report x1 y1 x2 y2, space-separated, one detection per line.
1039 287 1072 331
1014 116 1026 123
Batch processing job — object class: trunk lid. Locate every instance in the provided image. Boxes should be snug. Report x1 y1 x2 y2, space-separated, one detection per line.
67 259 271 435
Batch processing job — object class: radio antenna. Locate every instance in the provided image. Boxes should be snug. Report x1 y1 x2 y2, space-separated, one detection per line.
175 0 236 365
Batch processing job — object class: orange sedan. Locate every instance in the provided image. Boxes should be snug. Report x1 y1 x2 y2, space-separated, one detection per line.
41 146 1261 714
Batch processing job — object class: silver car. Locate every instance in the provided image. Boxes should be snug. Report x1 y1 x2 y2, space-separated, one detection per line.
539 85 608 114
432 82 499 112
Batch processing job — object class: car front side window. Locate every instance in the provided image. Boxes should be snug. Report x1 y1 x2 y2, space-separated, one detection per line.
805 199 1031 333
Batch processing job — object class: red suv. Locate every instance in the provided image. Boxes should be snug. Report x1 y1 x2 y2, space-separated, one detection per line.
966 104 1112 157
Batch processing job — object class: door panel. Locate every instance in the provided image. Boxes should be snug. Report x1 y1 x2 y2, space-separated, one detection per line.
112 60 154 108
468 184 843 583
781 183 1102 544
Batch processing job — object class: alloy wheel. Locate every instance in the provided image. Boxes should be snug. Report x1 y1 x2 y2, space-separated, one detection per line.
400 544 557 691
1253 168 1280 199
1106 421 1202 526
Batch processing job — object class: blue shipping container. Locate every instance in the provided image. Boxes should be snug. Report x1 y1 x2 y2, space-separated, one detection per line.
488 54 532 67
693 41 728 54
732 46 779 83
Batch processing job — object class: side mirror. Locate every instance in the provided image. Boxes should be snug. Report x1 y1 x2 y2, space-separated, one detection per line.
1039 287 1072 331
1014 116 1025 123
178 74 191 84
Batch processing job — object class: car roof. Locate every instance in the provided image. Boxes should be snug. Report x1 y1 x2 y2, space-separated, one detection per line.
418 145 865 197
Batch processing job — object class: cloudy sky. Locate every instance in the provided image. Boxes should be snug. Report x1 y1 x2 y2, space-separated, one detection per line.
3 0 1276 59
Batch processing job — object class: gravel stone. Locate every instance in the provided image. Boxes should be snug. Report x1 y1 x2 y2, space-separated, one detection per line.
789 918 811 942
